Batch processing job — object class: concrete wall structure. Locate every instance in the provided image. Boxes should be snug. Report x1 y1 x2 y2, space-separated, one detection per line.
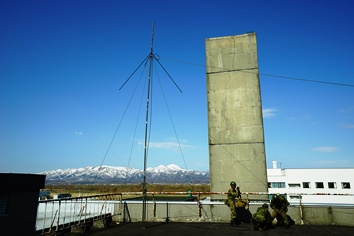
114 201 354 227
205 33 268 199
0 173 45 236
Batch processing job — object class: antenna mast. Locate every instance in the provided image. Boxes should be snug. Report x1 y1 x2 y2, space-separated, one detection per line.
118 22 182 229
141 21 154 229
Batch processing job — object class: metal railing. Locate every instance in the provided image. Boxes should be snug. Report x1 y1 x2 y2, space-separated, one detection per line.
36 191 354 234
36 193 123 235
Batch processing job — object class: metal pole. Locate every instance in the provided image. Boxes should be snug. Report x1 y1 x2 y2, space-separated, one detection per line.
166 202 169 223
142 22 155 229
299 194 304 225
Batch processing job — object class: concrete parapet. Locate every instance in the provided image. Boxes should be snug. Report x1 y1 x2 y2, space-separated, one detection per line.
300 205 354 226
93 216 113 228
118 201 354 226
71 222 93 234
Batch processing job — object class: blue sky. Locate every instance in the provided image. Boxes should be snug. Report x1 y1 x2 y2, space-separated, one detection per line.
1 0 354 173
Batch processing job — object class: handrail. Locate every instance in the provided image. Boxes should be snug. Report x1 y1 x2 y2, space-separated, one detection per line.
36 191 354 235
36 193 123 235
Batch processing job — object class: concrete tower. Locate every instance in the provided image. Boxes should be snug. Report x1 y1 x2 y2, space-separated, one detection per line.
205 33 268 200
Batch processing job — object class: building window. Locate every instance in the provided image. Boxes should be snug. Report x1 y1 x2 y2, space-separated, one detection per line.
342 182 351 189
288 183 301 188
289 195 301 200
316 182 324 188
303 182 311 188
328 182 337 189
269 182 286 188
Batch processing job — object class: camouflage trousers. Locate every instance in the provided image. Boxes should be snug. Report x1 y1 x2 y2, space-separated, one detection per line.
271 208 289 226
227 200 237 221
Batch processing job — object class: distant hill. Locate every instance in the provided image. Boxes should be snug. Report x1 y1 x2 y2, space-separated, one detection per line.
40 164 210 184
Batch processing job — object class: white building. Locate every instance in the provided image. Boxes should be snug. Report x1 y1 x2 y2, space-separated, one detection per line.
267 161 354 205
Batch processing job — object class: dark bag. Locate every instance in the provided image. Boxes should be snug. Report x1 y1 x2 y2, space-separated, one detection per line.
235 207 252 224
287 215 295 225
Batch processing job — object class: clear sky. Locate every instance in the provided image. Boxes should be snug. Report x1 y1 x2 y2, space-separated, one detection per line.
1 0 354 174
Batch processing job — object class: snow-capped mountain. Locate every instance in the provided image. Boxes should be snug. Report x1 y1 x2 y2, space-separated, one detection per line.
40 164 209 184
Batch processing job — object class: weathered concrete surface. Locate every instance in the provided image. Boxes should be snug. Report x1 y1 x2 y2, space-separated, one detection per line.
112 202 354 227
205 33 267 199
83 222 354 236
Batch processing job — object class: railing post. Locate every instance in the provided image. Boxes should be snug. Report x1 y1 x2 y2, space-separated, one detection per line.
166 202 169 223
56 200 61 231
299 194 304 225
84 197 88 223
198 193 201 217
152 193 156 217
69 199 73 227
49 209 58 233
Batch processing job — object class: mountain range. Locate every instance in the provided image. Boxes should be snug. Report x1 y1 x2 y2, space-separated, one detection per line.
40 164 210 184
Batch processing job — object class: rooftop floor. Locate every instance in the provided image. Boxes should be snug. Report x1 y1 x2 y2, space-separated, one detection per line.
72 222 354 236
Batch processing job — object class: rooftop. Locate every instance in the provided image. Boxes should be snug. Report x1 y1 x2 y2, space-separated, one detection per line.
69 222 354 236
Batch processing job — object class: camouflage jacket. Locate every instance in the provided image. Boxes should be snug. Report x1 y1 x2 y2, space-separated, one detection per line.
227 188 241 202
252 207 271 223
270 195 290 210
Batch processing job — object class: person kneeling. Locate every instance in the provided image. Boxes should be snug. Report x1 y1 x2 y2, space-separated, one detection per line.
251 203 273 231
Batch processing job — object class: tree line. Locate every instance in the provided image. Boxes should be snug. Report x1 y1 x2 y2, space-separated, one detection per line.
44 184 210 197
